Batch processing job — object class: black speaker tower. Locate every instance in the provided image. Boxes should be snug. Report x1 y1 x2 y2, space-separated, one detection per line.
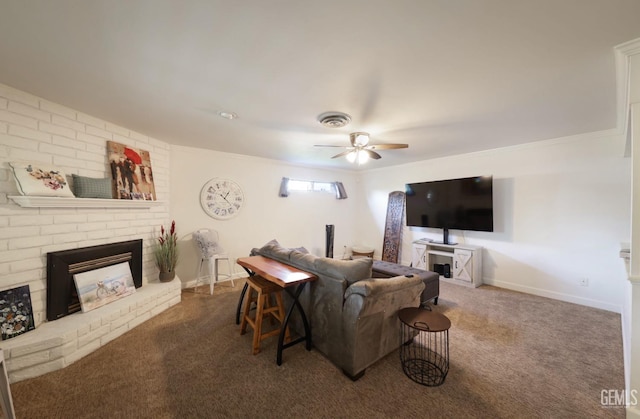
325 224 335 258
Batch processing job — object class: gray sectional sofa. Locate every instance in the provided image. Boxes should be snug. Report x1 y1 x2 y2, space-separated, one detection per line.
250 239 425 380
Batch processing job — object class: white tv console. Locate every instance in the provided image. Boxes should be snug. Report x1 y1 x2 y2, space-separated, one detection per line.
412 240 483 288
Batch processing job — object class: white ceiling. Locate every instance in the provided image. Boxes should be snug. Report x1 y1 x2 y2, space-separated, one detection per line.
1 1 640 171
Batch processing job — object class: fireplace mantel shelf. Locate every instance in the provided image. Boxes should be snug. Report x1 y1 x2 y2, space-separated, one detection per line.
9 195 164 209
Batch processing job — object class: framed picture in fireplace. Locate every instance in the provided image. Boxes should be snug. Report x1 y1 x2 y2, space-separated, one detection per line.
107 141 157 201
0 285 35 341
74 262 137 313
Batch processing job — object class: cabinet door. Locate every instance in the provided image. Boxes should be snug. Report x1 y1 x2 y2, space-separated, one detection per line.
453 249 473 282
412 243 427 269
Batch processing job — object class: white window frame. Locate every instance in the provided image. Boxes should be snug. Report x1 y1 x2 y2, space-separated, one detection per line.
287 179 336 194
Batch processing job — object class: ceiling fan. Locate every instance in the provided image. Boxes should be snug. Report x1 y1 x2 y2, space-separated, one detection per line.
315 132 409 164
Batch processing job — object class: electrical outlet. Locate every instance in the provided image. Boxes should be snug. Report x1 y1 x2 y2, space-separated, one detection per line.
579 278 589 287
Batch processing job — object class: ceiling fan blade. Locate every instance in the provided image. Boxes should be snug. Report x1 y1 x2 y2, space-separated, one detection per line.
367 143 409 150
363 149 382 160
314 144 348 148
331 150 355 159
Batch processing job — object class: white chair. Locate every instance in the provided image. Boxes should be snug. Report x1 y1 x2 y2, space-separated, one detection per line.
192 228 234 294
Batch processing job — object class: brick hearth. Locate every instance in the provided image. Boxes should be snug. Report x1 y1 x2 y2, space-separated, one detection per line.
1 280 181 383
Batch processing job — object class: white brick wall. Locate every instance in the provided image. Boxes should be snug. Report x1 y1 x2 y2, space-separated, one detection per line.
0 82 173 327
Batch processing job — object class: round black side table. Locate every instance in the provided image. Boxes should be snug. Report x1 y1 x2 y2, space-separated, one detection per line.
398 307 451 386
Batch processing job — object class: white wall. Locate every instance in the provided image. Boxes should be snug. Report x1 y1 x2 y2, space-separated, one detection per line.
170 145 359 285
356 131 631 312
0 83 172 327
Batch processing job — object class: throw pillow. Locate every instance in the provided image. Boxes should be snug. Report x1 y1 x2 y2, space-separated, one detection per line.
9 161 75 197
193 230 225 258
72 174 113 199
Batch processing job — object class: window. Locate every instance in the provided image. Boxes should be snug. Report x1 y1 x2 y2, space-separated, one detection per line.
287 179 335 193
312 182 335 193
279 178 347 199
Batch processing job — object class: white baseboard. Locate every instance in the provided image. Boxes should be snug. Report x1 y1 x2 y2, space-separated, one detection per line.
181 272 245 290
482 278 622 313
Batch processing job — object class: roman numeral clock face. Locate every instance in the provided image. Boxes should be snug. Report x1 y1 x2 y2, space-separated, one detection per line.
200 178 245 220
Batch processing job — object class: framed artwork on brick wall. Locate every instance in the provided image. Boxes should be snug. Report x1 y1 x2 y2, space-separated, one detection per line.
0 285 35 341
107 141 157 200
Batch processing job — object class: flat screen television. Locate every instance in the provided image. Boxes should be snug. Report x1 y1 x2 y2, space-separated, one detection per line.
405 175 493 244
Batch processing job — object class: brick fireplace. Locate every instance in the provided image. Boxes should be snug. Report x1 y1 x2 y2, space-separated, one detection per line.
1 241 181 383
46 240 144 321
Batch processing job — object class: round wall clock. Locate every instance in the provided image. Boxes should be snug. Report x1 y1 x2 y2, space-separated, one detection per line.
200 178 245 220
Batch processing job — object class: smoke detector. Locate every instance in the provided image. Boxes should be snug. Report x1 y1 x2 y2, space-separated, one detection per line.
317 111 351 128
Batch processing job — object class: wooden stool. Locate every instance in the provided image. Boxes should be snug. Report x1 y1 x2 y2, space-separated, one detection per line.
240 275 291 355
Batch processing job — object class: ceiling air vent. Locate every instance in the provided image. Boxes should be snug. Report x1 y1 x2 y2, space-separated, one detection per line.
317 112 352 128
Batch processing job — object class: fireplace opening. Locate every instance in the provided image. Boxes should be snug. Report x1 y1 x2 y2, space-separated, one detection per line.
46 239 143 321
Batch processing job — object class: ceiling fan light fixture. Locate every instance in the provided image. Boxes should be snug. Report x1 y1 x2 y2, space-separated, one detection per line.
316 130 407 164
346 149 369 165
358 150 369 164
318 111 351 128
350 132 370 147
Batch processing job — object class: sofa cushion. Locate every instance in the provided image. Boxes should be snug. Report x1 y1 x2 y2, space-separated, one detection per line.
258 239 293 262
314 257 372 285
289 249 317 271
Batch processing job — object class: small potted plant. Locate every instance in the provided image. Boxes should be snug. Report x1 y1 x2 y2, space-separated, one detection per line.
154 220 178 282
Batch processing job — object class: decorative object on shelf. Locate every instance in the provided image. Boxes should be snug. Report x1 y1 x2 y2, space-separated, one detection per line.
8 161 75 197
107 141 157 201
200 178 245 220
71 174 113 199
154 220 179 282
382 191 405 263
0 285 35 341
73 262 136 312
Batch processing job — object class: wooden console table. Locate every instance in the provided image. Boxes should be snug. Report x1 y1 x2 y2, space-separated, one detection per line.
236 256 317 365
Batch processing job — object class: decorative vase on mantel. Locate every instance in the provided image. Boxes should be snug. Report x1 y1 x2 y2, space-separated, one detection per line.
159 270 175 282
